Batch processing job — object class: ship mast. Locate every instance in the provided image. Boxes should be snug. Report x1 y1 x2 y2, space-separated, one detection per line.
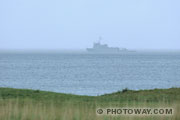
98 36 102 44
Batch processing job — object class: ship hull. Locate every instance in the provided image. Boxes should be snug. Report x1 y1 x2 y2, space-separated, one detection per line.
86 48 133 54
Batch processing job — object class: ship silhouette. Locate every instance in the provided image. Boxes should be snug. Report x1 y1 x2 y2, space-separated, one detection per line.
86 37 134 53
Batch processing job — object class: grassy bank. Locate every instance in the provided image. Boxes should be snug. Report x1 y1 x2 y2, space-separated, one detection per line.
0 87 180 120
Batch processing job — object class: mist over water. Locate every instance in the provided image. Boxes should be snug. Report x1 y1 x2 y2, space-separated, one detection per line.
0 51 180 96
0 0 180 96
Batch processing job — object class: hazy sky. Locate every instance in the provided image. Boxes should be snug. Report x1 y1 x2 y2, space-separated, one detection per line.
0 0 180 50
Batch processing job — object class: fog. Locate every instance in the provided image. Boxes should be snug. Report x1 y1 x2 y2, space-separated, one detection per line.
0 0 180 50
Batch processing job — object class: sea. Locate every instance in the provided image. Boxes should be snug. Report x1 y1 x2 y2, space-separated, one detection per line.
0 51 180 96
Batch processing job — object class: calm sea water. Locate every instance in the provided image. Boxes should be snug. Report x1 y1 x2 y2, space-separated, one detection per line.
0 52 180 96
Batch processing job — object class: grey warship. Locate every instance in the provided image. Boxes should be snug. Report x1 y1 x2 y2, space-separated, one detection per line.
87 38 133 53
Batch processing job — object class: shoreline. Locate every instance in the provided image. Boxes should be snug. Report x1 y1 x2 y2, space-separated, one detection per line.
0 87 180 120
0 87 179 97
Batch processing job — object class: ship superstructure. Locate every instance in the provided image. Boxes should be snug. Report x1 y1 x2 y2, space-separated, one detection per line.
86 37 131 53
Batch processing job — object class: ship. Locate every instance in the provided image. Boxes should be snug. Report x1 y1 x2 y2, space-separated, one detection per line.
86 37 134 53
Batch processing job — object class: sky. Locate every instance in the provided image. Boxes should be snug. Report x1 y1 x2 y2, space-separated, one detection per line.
0 0 180 50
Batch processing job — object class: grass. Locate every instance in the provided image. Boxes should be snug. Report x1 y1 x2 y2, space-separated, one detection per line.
0 87 180 120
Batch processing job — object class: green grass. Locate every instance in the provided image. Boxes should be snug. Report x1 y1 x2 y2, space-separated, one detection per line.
0 87 180 120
